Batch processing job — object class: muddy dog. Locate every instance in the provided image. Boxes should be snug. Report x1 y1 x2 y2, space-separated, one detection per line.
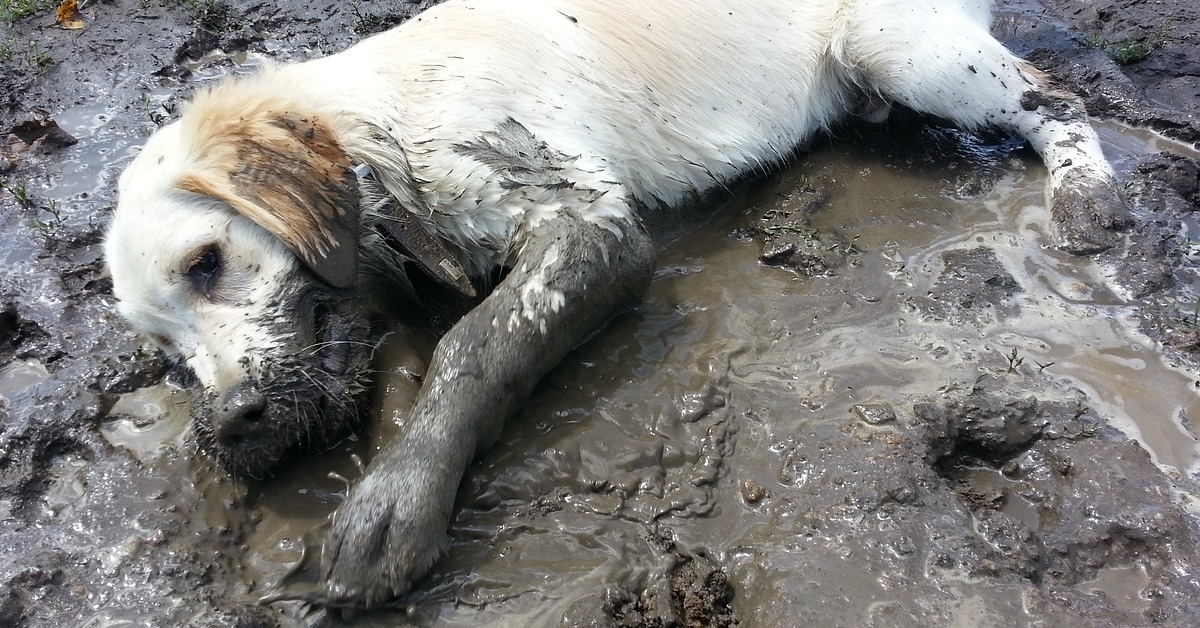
104 0 1128 608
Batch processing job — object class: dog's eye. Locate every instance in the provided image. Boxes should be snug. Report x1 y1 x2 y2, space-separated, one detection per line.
186 246 222 296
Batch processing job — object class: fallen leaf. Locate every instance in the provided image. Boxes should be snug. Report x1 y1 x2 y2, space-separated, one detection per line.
56 0 85 30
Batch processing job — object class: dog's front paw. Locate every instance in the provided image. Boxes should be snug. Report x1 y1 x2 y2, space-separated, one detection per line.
320 464 451 608
1050 169 1133 255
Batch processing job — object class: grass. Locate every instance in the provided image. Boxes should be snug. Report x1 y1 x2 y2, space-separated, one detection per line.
0 179 31 207
1081 33 1106 50
1110 38 1155 65
1082 22 1173 66
137 0 233 30
35 198 64 237
1000 347 1024 374
0 39 52 73
29 40 50 73
175 0 236 32
0 0 55 22
0 180 65 238
189 0 225 30
761 223 819 240
142 93 167 126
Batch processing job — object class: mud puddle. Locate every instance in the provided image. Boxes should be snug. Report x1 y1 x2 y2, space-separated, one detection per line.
4 1 1200 626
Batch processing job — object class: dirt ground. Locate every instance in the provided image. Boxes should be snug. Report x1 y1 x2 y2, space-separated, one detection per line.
2 1 1200 627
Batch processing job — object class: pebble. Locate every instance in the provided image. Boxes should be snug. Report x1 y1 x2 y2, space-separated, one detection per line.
741 479 767 504
852 403 897 425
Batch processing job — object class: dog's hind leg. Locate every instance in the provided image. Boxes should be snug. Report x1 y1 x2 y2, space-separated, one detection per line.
320 209 656 607
846 5 1131 253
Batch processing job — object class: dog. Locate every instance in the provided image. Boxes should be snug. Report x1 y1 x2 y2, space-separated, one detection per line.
103 0 1129 608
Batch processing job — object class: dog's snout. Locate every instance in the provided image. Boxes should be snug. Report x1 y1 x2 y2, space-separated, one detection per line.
215 384 269 450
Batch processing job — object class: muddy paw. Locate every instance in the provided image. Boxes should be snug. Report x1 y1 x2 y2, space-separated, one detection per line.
1050 169 1133 255
320 464 451 608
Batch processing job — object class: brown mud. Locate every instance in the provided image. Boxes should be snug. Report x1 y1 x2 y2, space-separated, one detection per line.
2 1 1200 627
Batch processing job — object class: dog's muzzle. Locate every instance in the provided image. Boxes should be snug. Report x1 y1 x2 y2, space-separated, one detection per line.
193 290 374 477
213 383 270 452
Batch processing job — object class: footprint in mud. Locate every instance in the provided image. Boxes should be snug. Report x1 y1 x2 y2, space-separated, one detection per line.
915 389 1198 617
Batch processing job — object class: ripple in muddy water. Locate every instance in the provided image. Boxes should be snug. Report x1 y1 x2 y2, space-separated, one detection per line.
0 359 49 402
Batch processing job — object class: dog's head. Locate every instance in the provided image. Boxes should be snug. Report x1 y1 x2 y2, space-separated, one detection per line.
105 85 375 477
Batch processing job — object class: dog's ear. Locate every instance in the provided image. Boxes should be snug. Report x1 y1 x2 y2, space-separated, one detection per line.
176 111 360 289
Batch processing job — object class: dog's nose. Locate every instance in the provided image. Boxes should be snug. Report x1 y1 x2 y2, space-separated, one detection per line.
214 384 268 450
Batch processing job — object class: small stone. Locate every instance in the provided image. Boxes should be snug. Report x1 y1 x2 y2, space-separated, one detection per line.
740 479 767 504
892 535 917 556
1053 456 1073 476
852 403 897 425
1001 459 1020 477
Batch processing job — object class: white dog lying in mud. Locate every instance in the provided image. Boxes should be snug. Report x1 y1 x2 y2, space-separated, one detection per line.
104 0 1128 608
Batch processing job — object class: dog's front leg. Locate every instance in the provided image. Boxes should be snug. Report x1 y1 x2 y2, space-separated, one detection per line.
321 210 656 607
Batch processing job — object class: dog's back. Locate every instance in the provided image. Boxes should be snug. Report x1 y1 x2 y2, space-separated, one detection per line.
217 0 1005 263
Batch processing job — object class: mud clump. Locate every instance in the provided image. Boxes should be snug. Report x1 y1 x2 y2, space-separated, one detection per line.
187 604 282 628
603 553 738 628
1112 153 1200 299
913 246 1022 324
0 302 47 362
744 177 858 277
1040 0 1200 118
918 394 1048 460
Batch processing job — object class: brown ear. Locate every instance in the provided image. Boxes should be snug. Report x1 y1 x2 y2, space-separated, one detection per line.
176 111 360 288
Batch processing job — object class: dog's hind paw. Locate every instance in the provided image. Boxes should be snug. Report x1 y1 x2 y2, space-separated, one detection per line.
1050 169 1133 255
319 464 451 608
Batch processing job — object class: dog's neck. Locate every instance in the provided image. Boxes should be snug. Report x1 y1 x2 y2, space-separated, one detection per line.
356 173 486 333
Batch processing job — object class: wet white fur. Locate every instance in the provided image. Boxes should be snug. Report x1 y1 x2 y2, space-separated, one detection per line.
109 169 296 392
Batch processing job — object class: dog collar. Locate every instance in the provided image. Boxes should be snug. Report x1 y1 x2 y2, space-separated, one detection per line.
354 162 476 299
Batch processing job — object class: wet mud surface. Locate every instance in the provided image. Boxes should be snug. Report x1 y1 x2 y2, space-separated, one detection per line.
3 1 1200 626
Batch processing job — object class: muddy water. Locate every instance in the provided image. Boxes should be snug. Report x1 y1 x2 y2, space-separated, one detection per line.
184 124 1196 624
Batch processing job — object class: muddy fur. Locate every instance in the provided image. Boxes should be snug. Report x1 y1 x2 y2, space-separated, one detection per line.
191 288 374 478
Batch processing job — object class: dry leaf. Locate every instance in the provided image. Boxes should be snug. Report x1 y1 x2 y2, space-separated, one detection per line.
56 0 85 30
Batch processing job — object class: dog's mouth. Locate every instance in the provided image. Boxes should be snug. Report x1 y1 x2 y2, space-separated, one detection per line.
193 293 375 478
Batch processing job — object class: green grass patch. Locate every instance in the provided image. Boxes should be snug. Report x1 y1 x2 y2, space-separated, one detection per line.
1082 22 1173 66
0 0 56 22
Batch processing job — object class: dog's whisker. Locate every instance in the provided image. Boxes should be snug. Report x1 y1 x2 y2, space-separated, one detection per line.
300 339 380 354
286 366 341 401
300 397 316 450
